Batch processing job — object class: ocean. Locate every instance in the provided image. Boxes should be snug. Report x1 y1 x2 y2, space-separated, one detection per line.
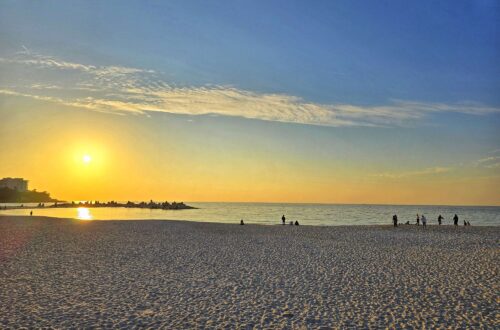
0 202 499 226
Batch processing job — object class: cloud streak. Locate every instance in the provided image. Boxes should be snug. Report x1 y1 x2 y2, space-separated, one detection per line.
475 156 500 169
1 51 499 127
372 167 452 179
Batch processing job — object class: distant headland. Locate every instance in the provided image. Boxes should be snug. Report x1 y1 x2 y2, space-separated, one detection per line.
0 178 58 203
0 177 195 210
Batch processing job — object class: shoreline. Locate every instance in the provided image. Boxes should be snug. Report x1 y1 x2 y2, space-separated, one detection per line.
1 214 498 227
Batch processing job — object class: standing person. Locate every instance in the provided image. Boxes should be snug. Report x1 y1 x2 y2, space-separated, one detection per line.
453 214 459 226
240 219 244 225
421 214 427 228
438 214 443 225
392 214 398 227
416 214 420 226
282 214 286 225
30 210 33 216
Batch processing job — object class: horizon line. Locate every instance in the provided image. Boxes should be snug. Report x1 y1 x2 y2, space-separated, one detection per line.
18 200 500 208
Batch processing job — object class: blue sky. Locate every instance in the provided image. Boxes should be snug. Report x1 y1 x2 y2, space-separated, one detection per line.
1 0 499 105
0 0 499 204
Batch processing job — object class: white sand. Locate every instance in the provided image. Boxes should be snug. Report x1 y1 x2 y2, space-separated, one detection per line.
0 216 498 328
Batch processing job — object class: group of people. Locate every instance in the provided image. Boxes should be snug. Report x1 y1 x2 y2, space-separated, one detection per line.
282 215 299 226
392 213 470 227
239 215 299 226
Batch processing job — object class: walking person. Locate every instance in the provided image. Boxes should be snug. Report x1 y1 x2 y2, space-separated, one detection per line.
421 214 427 228
438 214 443 225
453 214 459 226
416 214 420 226
392 214 398 227
281 214 286 225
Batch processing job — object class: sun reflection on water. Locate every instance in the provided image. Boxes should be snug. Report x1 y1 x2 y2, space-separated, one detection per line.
77 207 92 220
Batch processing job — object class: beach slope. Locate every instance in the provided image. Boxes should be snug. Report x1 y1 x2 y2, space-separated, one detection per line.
0 216 498 328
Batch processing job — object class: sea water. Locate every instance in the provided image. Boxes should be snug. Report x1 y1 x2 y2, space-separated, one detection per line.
0 202 499 226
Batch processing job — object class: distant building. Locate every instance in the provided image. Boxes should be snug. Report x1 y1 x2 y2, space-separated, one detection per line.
0 177 28 191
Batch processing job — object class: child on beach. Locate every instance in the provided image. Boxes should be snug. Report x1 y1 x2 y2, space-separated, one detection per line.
416 214 420 226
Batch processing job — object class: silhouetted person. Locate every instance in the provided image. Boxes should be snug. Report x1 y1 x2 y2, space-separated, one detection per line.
464 220 467 226
392 214 398 227
467 221 471 226
416 214 420 226
282 214 286 225
421 214 427 228
240 219 244 225
30 211 32 216
438 214 443 225
453 214 459 226
294 220 299 226
405 221 410 225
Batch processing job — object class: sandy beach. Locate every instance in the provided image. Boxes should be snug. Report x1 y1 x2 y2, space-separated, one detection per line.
0 216 498 328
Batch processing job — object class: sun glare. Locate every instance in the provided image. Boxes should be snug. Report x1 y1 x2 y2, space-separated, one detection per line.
77 207 92 220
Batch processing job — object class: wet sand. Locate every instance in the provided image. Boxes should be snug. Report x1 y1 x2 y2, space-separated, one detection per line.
0 216 498 328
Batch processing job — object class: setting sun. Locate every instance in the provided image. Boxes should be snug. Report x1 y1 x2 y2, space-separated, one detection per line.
82 154 92 164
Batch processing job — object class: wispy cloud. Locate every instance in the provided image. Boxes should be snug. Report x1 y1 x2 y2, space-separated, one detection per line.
475 156 500 169
1 50 499 127
0 51 152 75
372 167 452 179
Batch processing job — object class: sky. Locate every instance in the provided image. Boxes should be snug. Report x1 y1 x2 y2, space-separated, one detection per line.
0 0 499 205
